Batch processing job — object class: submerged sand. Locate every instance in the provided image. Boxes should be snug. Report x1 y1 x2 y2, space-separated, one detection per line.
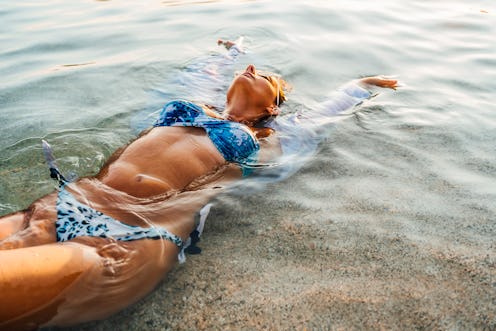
51 176 495 330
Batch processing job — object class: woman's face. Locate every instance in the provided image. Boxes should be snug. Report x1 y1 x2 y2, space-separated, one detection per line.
224 64 280 125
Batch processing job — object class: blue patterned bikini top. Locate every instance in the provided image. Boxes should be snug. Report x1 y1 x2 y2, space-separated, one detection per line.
154 100 259 174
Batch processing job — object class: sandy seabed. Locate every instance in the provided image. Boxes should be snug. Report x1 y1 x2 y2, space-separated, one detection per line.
50 180 495 331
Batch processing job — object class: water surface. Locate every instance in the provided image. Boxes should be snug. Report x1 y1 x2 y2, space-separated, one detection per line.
1 0 495 329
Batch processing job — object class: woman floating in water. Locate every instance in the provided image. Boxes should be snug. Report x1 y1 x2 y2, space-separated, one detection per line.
0 38 397 330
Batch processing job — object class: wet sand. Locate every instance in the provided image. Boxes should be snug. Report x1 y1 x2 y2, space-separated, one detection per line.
55 175 495 330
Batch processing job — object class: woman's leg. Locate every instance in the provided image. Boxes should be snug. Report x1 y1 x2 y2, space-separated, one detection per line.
0 217 56 250
0 192 58 249
0 242 99 328
0 238 178 329
0 212 26 241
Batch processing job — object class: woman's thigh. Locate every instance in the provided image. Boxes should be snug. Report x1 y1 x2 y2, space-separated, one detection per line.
0 212 26 241
0 192 58 249
0 216 57 250
0 238 178 329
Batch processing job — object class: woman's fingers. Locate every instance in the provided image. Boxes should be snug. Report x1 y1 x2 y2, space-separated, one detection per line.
217 39 235 50
360 76 399 90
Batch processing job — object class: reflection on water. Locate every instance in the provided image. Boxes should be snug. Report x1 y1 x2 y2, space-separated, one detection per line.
58 62 96 68
161 0 221 6
1 0 495 328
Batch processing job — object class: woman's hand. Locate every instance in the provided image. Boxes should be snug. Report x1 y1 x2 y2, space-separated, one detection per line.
359 76 398 90
217 39 236 50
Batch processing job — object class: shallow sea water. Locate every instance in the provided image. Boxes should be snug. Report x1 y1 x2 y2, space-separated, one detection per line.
1 0 495 329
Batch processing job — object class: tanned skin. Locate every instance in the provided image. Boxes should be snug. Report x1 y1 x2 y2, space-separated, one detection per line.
0 39 397 329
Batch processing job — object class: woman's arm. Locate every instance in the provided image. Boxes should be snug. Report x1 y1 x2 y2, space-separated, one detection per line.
258 76 398 183
132 38 246 131
175 37 246 109
272 76 398 138
187 37 244 76
303 76 398 128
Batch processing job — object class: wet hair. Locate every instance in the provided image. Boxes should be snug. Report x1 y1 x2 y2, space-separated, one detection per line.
273 77 286 106
261 75 286 106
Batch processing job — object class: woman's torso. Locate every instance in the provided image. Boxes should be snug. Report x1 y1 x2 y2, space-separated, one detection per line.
97 126 237 198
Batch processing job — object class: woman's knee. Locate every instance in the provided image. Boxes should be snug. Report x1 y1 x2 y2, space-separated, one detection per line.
0 218 56 250
0 212 25 241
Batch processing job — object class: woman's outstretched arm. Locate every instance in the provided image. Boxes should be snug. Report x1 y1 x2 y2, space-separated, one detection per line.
304 76 398 128
259 76 398 183
132 38 246 131
185 37 245 77
168 37 246 110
